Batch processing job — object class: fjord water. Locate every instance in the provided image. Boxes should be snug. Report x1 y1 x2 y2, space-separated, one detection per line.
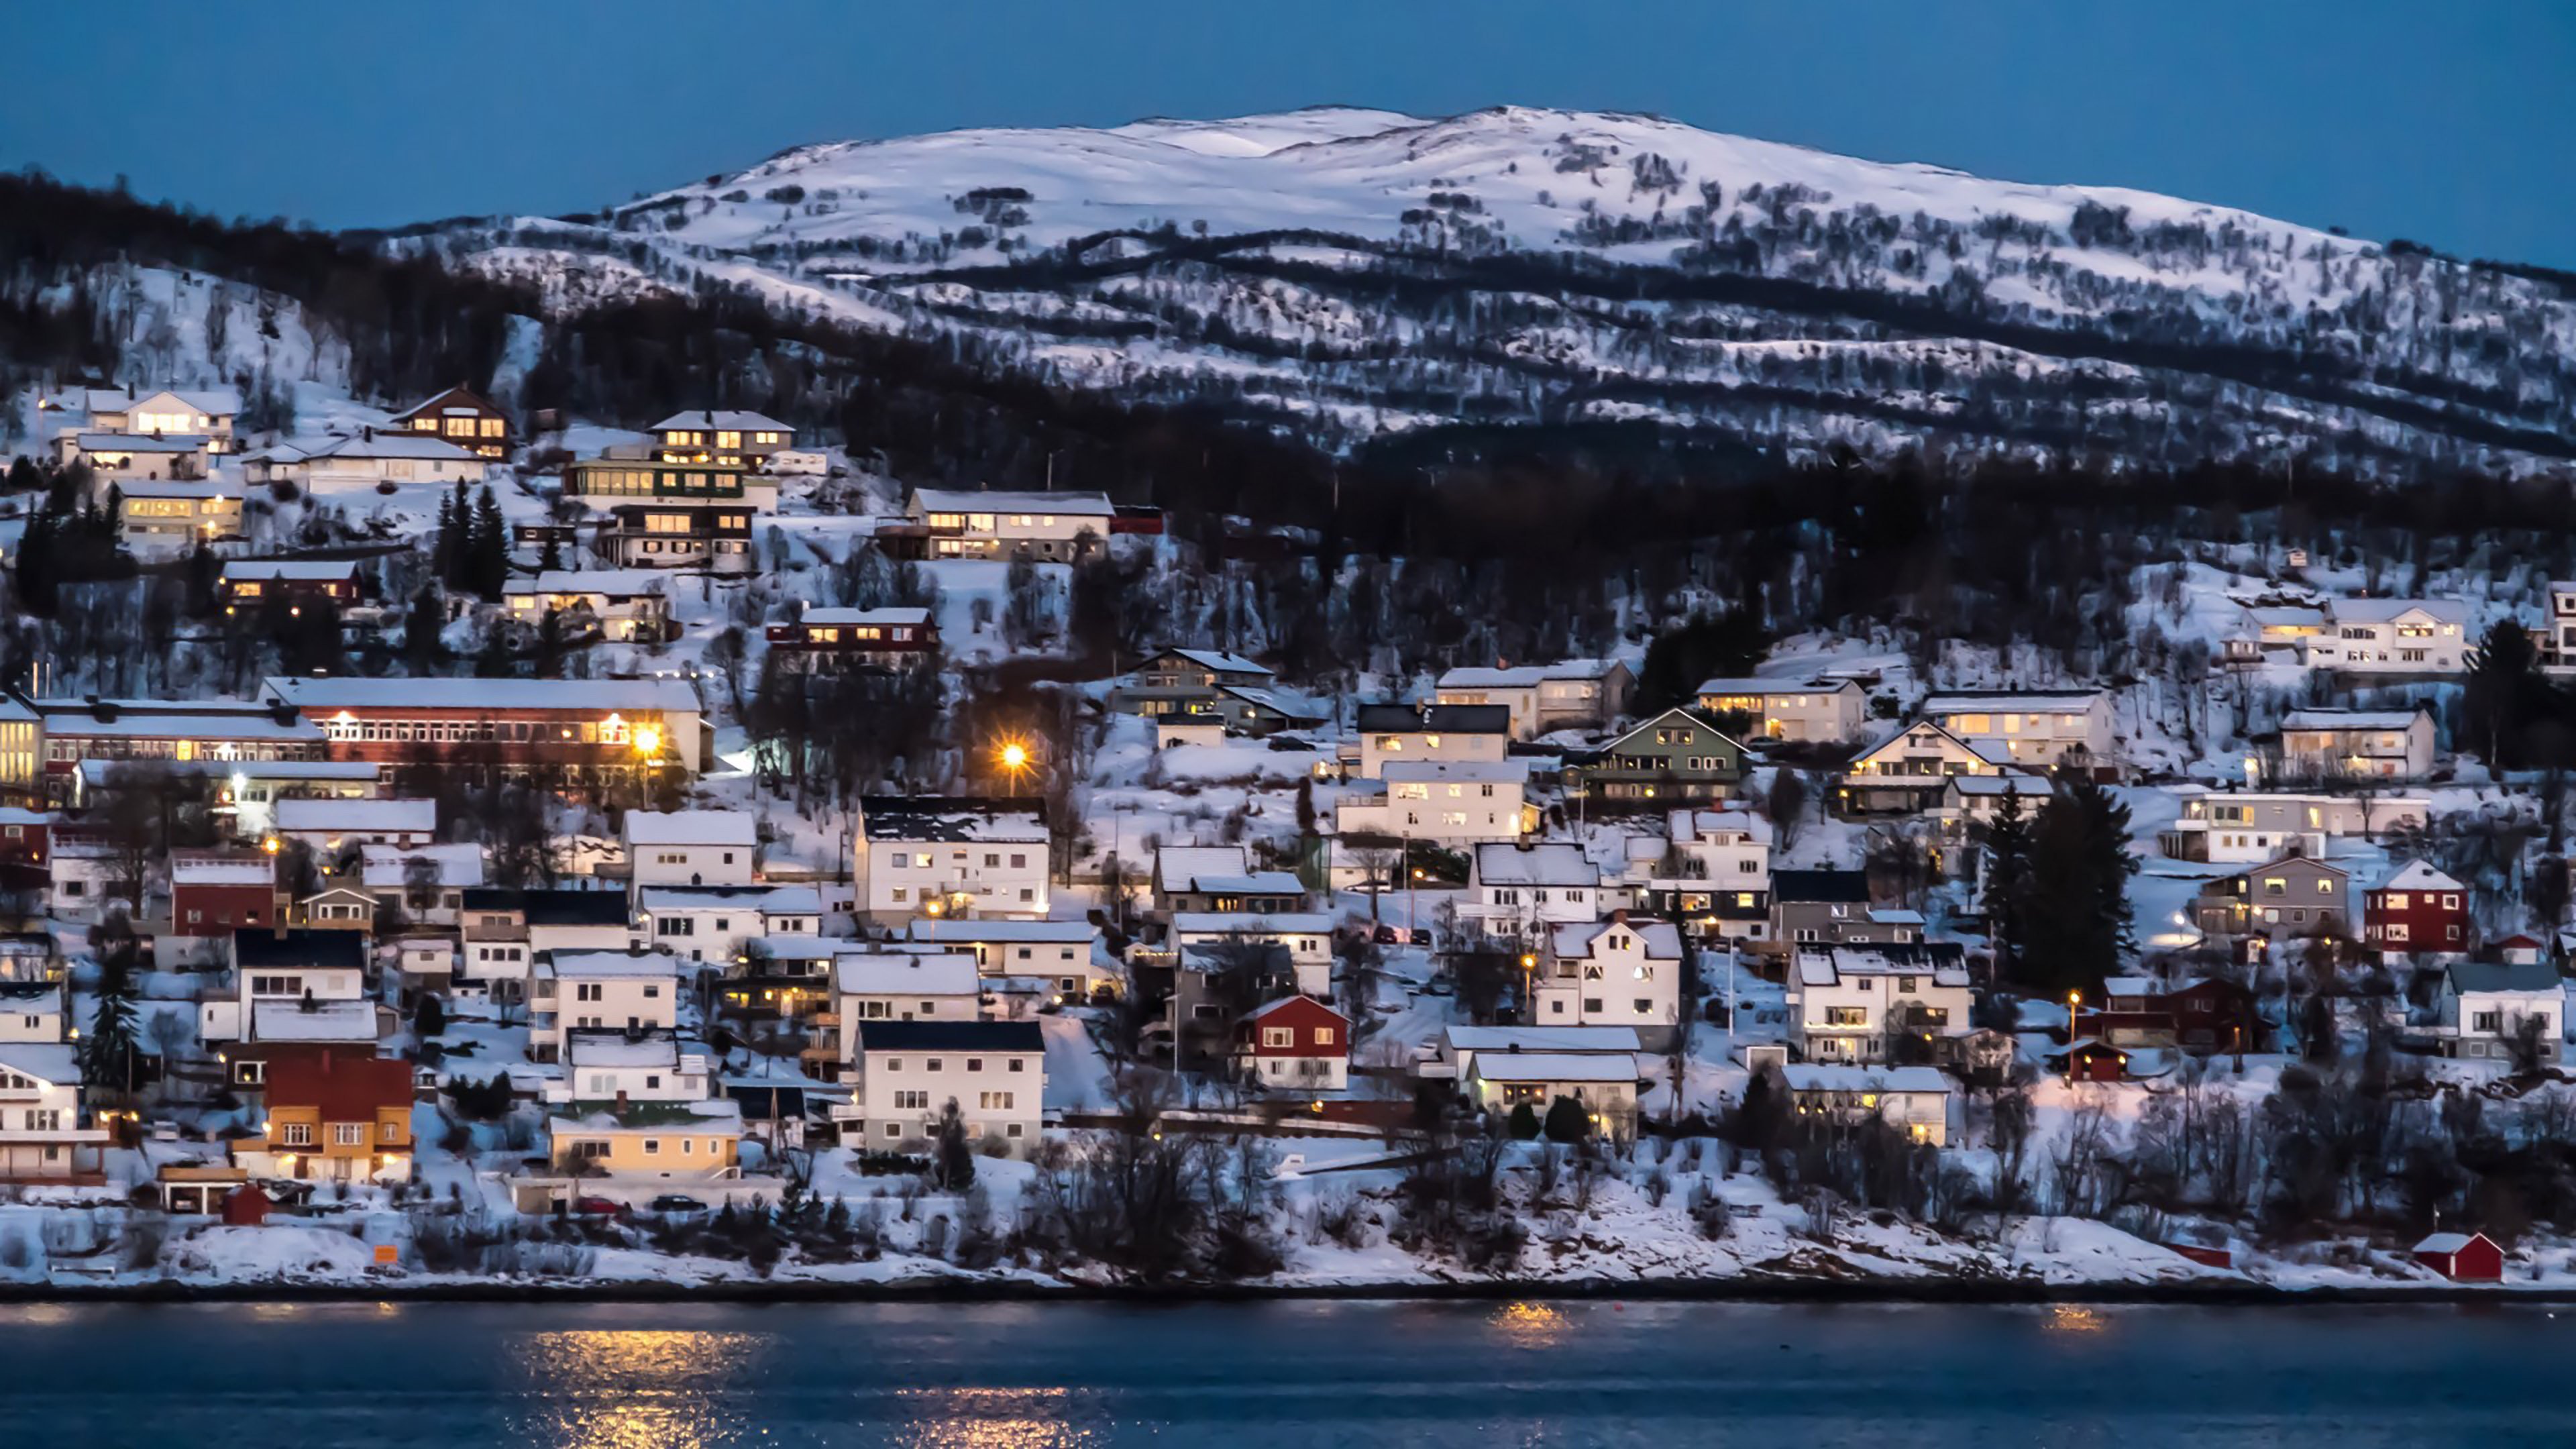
3 1299 2558 1445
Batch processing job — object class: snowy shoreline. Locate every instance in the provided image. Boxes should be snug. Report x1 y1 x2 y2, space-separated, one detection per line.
0 1273 2562 1307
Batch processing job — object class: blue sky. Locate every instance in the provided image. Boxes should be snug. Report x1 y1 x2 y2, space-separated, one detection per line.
7 1 2571 266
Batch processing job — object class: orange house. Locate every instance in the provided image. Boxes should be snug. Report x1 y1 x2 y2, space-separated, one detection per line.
238 1047 415 1183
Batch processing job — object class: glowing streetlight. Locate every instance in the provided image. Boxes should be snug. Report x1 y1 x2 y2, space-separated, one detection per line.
995 737 1034 795
2064 989 2083 1086
631 724 663 759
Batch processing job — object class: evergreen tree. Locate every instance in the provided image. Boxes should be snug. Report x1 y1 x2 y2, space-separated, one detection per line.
470 486 508 596
932 1098 976 1191
432 488 460 586
537 528 566 574
1542 1094 1592 1143
80 970 142 1099
2018 776 2137 996
1506 1102 1542 1140
535 608 565 679
1982 782 2034 979
404 583 445 671
2464 618 2553 769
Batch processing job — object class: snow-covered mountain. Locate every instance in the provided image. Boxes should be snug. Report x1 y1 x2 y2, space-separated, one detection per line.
416 106 2572 475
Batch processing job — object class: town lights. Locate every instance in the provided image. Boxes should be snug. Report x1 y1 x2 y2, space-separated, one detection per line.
260 836 280 855
994 737 1033 794
631 724 663 758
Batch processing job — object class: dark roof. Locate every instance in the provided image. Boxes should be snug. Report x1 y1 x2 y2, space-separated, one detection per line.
2446 959 2562 994
722 1082 810 1117
1353 702 1512 735
856 796 1044 842
853 1020 1046 1053
459 888 631 927
231 928 368 970
1771 869 1870 904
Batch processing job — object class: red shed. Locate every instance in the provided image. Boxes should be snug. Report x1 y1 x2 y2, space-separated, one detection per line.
1234 995 1352 1092
2057 1038 2130 1083
2412 1230 2504 1283
221 1184 274 1226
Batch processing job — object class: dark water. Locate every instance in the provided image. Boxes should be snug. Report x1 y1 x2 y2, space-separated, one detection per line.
1 1297 2563 1446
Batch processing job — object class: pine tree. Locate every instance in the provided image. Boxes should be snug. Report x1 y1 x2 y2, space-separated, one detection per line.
2019 777 2137 996
432 488 460 586
1982 782 2033 979
537 528 566 574
2464 618 2548 769
470 486 508 597
81 971 141 1100
404 583 445 671
933 1099 976 1191
535 608 565 679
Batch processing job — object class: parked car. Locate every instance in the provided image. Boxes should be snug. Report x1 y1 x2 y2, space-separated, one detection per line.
647 1193 706 1216
570 1195 623 1218
1373 924 1415 946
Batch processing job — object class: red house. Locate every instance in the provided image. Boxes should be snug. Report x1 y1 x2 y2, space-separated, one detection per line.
2092 976 2261 1054
1234 996 1351 1093
2056 1038 2130 1082
170 853 278 936
763 607 938 672
2412 1230 2504 1283
2366 860 2469 957
0 808 52 881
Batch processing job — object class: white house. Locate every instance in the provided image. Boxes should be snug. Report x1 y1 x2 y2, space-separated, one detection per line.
1784 944 1974 1065
0 982 66 1044
202 931 380 1046
502 572 673 644
2544 581 2576 674
2158 787 2432 863
624 809 759 889
359 842 486 924
1630 807 1772 932
1433 659 1633 740
853 797 1050 926
2275 707 2438 782
545 1031 714 1106
0 1042 111 1183
1334 759 1531 845
2304 598 2471 674
1693 676 1870 743
1837 720 2020 814
839 1020 1045 1154
2435 960 2562 1065
1458 842 1603 941
1461 1052 1639 1134
1169 912 1334 998
1918 689 2114 771
1534 914 1686 1049
1777 1063 1954 1146
529 949 689 1063
54 386 239 447
272 796 438 852
904 919 1120 1006
834 952 984 1055
1352 702 1513 780
902 488 1114 561
244 431 489 488
636 885 820 964
1416 1024 1642 1087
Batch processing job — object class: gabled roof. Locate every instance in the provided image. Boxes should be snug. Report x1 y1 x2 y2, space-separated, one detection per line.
288 432 484 463
0 1041 78 1086
1157 647 1271 676
1593 706 1746 756
2327 598 2468 625
260 1048 410 1120
1155 845 1249 892
650 409 793 433
1550 916 1683 961
387 385 506 424
2379 859 2465 893
835 951 979 997
2444 959 2561 995
908 487 1112 516
1849 717 2000 767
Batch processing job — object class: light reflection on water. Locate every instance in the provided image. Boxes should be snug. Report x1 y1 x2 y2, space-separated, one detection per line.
511 1330 771 1449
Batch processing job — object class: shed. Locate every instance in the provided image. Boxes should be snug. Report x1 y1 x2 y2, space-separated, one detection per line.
2412 1230 2504 1283
221 1184 275 1226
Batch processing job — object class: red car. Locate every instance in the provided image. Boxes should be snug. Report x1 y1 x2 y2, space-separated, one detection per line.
570 1195 624 1218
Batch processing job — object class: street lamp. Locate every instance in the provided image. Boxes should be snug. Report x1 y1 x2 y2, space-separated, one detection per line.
995 737 1033 795
2064 989 2082 1086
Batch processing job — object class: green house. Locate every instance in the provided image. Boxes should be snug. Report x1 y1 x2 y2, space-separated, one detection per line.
1563 707 1748 808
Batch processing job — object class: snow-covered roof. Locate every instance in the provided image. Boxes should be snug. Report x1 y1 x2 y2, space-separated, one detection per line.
835 951 979 996
358 843 487 890
2413 1232 2483 1254
1921 689 2104 715
1442 1025 1642 1054
1942 772 2051 798
624 810 756 849
1668 806 1773 845
910 487 1114 516
2379 859 2465 893
290 432 484 463
906 919 1095 945
650 409 793 433
2326 597 2468 625
172 857 273 885
1793 945 1971 988
2282 707 2426 731
541 950 687 980
1693 675 1854 696
1466 1053 1640 1084
263 676 701 714
79 386 239 416
1154 845 1248 890
1550 917 1683 961
1216 685 1324 720
251 999 380 1042
563 1032 686 1069
1163 647 1271 675
0 1042 79 1084
2241 605 2328 628
1472 842 1597 888
1172 870 1305 896
795 606 932 628
274 798 436 836
221 559 360 582
78 431 207 451
1170 911 1334 935
1778 1064 1952 1094
505 570 670 599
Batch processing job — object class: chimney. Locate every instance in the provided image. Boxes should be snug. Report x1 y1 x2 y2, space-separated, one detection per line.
614 1089 629 1114
1609 908 1628 925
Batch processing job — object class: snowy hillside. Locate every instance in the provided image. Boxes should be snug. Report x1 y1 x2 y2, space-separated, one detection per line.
413 106 2576 476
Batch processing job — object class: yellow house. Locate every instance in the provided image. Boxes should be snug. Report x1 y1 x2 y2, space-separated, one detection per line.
550 1097 744 1181
234 1048 415 1182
